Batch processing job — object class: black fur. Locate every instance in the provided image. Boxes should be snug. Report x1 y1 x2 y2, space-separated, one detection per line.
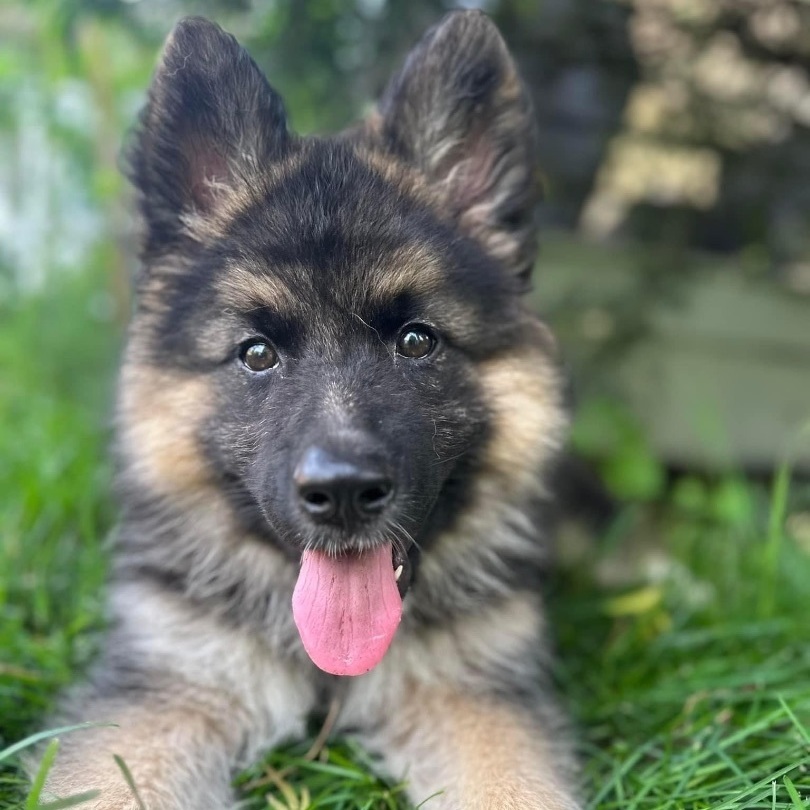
128 16 289 257
375 9 541 280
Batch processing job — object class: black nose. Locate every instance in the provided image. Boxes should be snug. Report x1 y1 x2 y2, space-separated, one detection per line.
294 446 394 525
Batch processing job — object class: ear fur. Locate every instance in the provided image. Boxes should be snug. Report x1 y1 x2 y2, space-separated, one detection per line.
374 10 539 280
128 17 289 255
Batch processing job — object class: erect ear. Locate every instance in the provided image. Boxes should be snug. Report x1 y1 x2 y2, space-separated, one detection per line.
374 10 539 281
128 17 289 255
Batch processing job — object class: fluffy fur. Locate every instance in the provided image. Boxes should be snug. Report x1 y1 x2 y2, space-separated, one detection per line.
40 11 581 810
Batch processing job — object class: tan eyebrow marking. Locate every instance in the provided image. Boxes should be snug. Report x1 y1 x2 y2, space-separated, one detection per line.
216 261 303 316
366 244 445 304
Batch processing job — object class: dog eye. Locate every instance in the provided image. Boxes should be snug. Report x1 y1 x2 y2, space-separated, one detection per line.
396 325 437 359
240 340 279 372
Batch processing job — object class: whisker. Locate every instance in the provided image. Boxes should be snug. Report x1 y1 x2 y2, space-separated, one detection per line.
430 449 469 467
351 311 394 359
390 519 421 553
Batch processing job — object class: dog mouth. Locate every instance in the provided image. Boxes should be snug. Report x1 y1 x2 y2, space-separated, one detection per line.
291 538 418 678
392 542 417 599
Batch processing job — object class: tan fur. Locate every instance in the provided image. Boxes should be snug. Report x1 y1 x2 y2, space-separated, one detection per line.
117 364 214 496
216 259 306 315
353 594 546 694
42 703 236 810
477 330 567 487
366 244 445 303
371 688 580 810
44 582 316 810
339 594 578 810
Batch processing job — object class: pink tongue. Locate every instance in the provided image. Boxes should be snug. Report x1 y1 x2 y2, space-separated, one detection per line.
292 542 402 676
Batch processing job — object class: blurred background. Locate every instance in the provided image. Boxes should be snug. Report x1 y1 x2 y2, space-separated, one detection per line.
1 1 810 806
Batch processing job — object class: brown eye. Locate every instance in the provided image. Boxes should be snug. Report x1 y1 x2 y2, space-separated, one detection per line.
241 341 279 372
396 325 437 359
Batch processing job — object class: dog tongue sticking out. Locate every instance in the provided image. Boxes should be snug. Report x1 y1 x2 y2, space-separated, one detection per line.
292 542 402 676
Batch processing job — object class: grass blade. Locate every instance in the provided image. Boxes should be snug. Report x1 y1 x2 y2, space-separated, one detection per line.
779 696 810 746
113 754 146 810
783 776 807 809
0 724 110 765
25 738 59 810
37 792 102 810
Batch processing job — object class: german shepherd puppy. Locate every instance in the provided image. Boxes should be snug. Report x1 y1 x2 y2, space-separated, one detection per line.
42 11 580 809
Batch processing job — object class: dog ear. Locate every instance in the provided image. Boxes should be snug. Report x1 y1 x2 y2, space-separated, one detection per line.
128 17 289 254
374 10 539 280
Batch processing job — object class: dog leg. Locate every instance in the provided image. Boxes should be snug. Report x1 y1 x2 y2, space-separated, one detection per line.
39 690 244 810
362 685 581 810
37 581 315 810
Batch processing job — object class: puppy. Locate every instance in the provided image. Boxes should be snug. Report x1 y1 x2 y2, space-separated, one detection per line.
42 11 580 810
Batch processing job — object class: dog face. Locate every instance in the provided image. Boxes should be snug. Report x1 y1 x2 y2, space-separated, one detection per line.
117 13 566 674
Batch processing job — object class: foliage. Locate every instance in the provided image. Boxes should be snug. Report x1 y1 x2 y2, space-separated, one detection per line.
0 269 118 743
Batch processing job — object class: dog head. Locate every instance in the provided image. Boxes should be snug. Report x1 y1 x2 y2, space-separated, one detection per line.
118 12 566 674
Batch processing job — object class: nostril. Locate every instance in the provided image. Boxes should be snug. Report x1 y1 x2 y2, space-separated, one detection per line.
355 481 393 514
301 489 335 516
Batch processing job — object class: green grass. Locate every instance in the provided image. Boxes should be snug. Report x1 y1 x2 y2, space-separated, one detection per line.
1 272 809 809
0 269 118 806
